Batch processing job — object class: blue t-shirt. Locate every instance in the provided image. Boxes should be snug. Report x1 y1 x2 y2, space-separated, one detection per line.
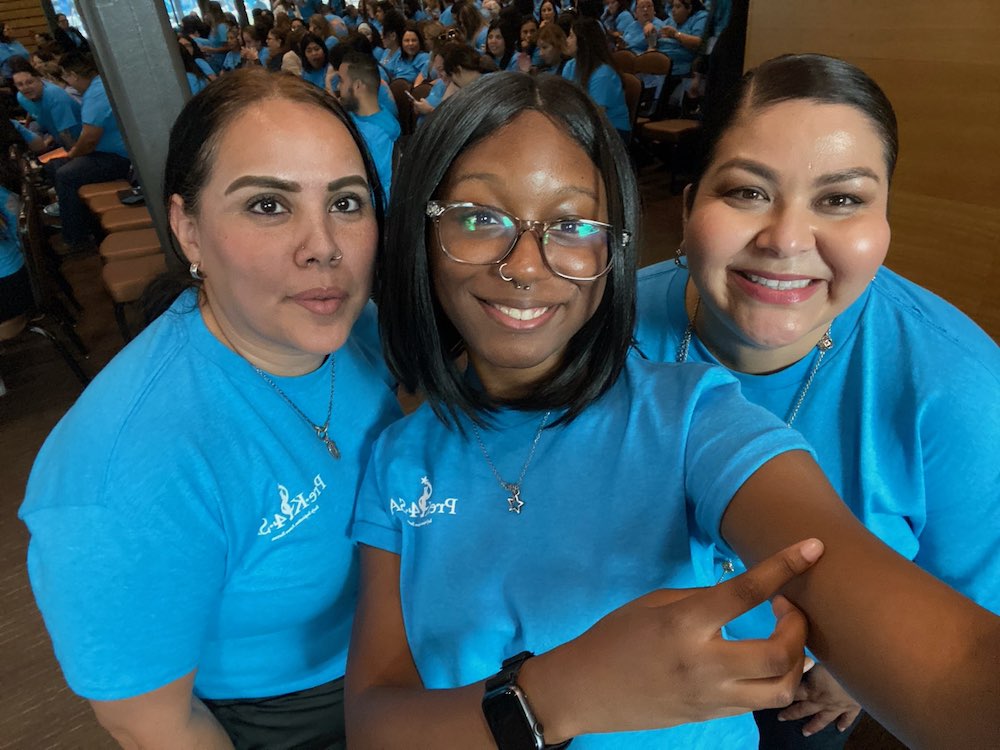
353 108 401 143
302 64 329 88
186 72 208 95
353 355 812 748
623 16 664 54
350 114 394 198
0 185 23 278
207 22 230 72
80 76 128 159
0 40 29 78
221 50 242 72
634 262 1000 641
380 48 430 83
19 291 402 701
562 59 630 133
10 118 38 147
17 81 82 143
661 9 707 75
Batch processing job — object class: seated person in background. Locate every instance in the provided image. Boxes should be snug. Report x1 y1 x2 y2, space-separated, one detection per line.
635 53 1000 748
327 38 400 119
52 49 132 252
9 117 55 153
178 35 218 81
484 19 518 72
439 41 482 90
412 47 456 121
562 18 630 141
659 0 706 76
457 3 489 53
299 32 332 87
10 56 81 149
179 43 212 95
623 0 665 54
0 22 29 79
535 22 569 75
338 50 397 193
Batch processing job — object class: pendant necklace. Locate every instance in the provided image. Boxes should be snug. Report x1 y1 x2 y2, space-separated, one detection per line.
254 356 341 459
676 296 834 428
677 295 833 582
471 411 552 514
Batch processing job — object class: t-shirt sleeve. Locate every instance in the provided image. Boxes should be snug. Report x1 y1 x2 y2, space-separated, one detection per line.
351 437 403 554
682 367 815 549
21 432 228 700
48 91 80 134
80 90 111 130
912 368 1000 613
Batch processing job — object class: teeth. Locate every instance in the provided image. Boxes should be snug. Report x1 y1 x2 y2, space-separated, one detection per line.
493 304 550 321
745 273 812 291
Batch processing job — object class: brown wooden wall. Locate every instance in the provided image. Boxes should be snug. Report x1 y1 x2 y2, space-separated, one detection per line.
1 0 50 48
745 0 1000 339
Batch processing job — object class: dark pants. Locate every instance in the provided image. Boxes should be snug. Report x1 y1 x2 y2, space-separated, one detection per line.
754 707 862 750
53 151 132 245
202 676 346 750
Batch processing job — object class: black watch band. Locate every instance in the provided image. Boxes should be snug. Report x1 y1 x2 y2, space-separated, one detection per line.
482 651 572 750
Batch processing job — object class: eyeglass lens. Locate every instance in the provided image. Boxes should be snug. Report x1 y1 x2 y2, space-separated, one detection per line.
436 204 610 280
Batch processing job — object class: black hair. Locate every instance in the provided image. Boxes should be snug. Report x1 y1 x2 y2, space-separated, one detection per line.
146 68 385 324
570 17 613 89
178 43 209 81
178 34 208 60
381 9 407 44
341 49 380 90
8 56 38 78
486 19 515 69
180 14 210 38
694 53 899 196
298 32 329 70
59 48 98 78
378 72 639 429
400 22 424 62
440 41 480 76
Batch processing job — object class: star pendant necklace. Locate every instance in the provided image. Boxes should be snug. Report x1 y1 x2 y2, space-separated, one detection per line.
471 411 552 514
254 356 341 459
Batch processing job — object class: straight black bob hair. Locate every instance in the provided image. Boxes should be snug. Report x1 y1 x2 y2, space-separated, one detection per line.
694 53 899 194
377 72 640 430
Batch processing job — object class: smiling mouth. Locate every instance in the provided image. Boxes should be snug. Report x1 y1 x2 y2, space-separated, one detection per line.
739 272 815 291
490 303 551 321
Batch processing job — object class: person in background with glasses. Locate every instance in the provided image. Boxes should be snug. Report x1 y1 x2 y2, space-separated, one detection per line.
343 72 999 749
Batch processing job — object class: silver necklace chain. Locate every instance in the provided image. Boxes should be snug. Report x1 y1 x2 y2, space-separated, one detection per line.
676 297 833 428
677 296 833 583
471 411 552 514
254 357 341 459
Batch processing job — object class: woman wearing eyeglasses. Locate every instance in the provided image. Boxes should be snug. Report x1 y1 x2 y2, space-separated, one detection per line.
343 72 999 749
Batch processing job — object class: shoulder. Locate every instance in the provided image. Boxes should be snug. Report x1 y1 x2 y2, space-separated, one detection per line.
864 268 999 381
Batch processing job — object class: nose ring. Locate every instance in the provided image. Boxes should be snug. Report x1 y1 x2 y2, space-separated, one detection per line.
498 263 530 291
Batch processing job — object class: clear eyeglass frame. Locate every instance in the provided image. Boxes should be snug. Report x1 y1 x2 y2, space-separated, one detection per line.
425 200 631 282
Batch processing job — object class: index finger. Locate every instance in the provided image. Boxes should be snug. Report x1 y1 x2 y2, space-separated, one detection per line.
695 538 824 627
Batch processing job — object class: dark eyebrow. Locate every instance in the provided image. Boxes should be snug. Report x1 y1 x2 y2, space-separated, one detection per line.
225 176 300 195
713 158 778 183
452 172 598 200
224 174 370 195
814 167 881 186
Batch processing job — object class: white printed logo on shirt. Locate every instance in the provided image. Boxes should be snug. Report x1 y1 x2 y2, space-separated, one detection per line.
258 473 326 541
390 476 458 527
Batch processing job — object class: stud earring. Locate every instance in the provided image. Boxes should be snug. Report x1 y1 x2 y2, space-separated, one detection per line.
673 246 688 269
189 262 205 280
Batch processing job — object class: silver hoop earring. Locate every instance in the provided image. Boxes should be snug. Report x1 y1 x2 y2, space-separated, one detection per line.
498 262 514 282
674 247 688 269
189 262 205 280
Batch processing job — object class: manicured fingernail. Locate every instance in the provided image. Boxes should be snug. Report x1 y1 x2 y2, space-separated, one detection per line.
802 731 813 737
801 538 823 562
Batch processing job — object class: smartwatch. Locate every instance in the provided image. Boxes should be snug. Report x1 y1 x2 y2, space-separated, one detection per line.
482 651 572 750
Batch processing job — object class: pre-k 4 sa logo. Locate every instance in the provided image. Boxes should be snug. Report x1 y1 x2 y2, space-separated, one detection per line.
390 476 458 527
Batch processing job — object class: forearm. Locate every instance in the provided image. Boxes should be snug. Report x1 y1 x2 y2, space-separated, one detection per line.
58 130 76 150
67 138 97 159
722 451 1000 748
348 682 496 748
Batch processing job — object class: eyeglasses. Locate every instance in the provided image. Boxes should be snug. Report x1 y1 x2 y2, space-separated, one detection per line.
426 201 629 281
437 28 460 41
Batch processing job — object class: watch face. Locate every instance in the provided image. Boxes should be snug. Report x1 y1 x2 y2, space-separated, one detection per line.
483 687 543 750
